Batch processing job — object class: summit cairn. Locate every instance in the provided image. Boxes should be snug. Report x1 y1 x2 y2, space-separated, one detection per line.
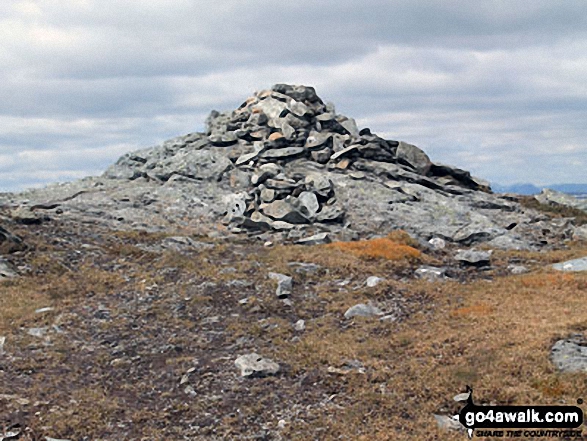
4 84 578 248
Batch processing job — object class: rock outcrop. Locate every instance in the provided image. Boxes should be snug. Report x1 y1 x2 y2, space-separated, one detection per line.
0 225 25 254
0 84 579 248
535 189 587 212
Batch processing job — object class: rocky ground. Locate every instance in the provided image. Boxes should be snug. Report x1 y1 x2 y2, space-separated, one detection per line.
1 84 587 440
1 210 587 440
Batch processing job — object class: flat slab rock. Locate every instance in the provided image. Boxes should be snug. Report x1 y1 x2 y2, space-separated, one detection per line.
235 353 280 378
454 249 492 266
551 335 587 373
344 303 383 319
552 257 587 272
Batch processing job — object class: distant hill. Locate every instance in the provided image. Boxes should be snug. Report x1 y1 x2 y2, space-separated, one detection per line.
493 183 587 196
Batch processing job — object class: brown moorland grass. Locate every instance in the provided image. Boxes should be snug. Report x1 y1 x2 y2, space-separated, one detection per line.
1 223 587 440
326 231 422 262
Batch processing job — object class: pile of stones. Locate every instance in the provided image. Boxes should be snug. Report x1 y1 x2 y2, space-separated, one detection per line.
4 84 582 248
103 84 494 239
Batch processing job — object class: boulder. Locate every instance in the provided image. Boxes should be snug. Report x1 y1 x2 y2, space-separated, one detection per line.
268 272 293 298
262 200 310 224
551 335 587 373
395 141 432 175
415 266 447 281
296 191 320 218
235 353 280 378
552 257 587 272
535 189 587 212
573 225 587 241
454 249 492 267
344 303 384 319
0 258 18 279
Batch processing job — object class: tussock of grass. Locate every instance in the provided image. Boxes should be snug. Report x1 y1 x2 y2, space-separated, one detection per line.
326 233 421 261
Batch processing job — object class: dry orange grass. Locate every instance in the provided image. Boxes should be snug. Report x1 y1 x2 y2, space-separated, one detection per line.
326 232 421 261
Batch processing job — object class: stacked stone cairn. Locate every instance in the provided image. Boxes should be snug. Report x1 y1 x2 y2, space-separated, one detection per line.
105 84 491 237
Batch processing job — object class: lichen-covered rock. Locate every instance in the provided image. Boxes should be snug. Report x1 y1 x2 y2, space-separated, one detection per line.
235 353 280 378
551 335 587 372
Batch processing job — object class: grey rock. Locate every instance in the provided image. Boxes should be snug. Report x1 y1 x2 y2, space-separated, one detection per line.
311 147 332 164
552 257 587 272
330 145 359 161
258 162 282 176
268 118 295 140
349 171 366 180
358 142 394 162
315 112 335 122
338 117 360 138
296 232 331 245
454 249 492 266
2 83 574 254
415 266 447 281
288 262 322 273
428 237 446 250
272 84 320 102
253 97 288 119
161 236 215 252
536 189 587 212
366 276 385 287
0 258 17 279
237 212 273 230
223 194 248 220
551 335 587 372
10 206 47 225
315 205 345 223
268 272 293 298
271 221 296 231
433 414 464 432
305 131 332 149
294 319 306 331
487 234 533 251
235 353 280 377
296 191 320 218
262 200 309 224
344 303 384 319
262 147 305 159
573 225 587 241
289 100 310 117
260 188 276 203
0 225 25 254
305 174 333 198
208 131 237 146
236 142 265 166
148 150 233 182
265 178 298 191
395 141 432 175
27 327 48 338
250 211 274 224
508 264 529 275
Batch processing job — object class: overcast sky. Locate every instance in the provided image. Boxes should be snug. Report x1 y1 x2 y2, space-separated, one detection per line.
1 0 586 192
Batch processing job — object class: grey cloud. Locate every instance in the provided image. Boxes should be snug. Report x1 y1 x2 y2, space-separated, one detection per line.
0 0 586 191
